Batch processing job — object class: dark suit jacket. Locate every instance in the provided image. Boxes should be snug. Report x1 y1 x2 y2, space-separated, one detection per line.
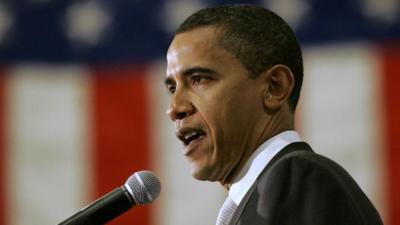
229 142 384 225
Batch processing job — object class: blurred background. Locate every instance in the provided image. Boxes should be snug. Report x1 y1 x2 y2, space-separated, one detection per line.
0 0 399 225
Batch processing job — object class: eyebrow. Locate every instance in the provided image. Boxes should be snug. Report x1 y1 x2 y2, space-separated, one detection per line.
164 77 175 87
164 66 217 86
182 67 216 76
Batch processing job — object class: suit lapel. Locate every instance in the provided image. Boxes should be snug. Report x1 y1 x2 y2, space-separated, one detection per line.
229 142 313 225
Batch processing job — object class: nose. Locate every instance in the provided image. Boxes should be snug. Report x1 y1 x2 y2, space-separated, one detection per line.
166 90 195 121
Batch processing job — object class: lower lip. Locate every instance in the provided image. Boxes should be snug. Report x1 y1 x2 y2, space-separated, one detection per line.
184 135 206 156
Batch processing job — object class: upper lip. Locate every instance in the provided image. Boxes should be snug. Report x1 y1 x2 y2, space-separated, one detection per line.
175 127 206 145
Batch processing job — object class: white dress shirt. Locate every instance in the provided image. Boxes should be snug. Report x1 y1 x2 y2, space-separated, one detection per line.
229 130 302 205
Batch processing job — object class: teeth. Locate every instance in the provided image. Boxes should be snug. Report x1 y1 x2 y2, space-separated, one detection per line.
184 131 198 140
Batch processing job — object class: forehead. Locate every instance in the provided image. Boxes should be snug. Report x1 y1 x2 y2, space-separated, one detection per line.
166 27 234 76
169 26 220 52
170 27 231 60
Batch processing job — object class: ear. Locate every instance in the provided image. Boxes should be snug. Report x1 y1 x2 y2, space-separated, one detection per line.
261 64 295 111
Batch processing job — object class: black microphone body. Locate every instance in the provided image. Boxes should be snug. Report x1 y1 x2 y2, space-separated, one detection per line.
59 186 133 225
58 171 161 225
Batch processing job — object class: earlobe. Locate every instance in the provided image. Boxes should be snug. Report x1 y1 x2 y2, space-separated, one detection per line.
262 64 295 112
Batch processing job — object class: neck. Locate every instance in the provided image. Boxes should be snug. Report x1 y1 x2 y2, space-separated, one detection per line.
221 109 295 187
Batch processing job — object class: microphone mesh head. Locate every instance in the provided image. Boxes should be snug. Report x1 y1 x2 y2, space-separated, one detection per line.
125 170 161 205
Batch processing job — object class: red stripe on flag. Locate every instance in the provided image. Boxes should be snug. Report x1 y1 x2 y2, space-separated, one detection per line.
381 44 400 225
0 71 6 225
92 66 152 225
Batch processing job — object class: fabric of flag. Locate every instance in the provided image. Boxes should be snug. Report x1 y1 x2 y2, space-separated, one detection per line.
0 1 399 225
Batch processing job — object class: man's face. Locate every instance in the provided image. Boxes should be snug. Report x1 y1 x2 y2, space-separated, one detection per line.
165 27 267 183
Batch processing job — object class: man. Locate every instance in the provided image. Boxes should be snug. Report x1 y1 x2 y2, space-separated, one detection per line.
165 4 383 225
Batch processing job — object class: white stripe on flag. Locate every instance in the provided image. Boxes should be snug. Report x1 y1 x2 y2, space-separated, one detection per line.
300 44 386 219
147 62 225 225
5 64 92 225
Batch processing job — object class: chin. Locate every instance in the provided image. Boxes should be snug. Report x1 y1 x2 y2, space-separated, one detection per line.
189 163 220 182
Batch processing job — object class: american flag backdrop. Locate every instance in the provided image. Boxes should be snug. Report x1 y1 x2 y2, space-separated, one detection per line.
0 0 399 225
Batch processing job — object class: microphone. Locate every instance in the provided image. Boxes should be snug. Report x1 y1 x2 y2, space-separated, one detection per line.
58 170 161 225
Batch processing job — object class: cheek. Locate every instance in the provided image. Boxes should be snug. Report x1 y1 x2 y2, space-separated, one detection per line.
211 91 262 145
195 82 261 144
201 87 255 127
200 98 243 148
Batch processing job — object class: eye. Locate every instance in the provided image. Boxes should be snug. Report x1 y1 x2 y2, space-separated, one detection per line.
166 84 176 94
191 75 207 85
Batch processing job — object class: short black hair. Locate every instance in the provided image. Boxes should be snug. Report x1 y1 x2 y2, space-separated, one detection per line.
176 4 303 111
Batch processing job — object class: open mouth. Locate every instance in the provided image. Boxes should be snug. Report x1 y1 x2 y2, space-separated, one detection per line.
177 128 206 146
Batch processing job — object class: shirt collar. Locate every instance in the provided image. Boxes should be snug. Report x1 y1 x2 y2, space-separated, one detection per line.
229 130 302 205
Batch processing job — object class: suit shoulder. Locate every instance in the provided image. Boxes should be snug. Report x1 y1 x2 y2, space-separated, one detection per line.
265 150 361 194
276 150 349 175
256 150 383 225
